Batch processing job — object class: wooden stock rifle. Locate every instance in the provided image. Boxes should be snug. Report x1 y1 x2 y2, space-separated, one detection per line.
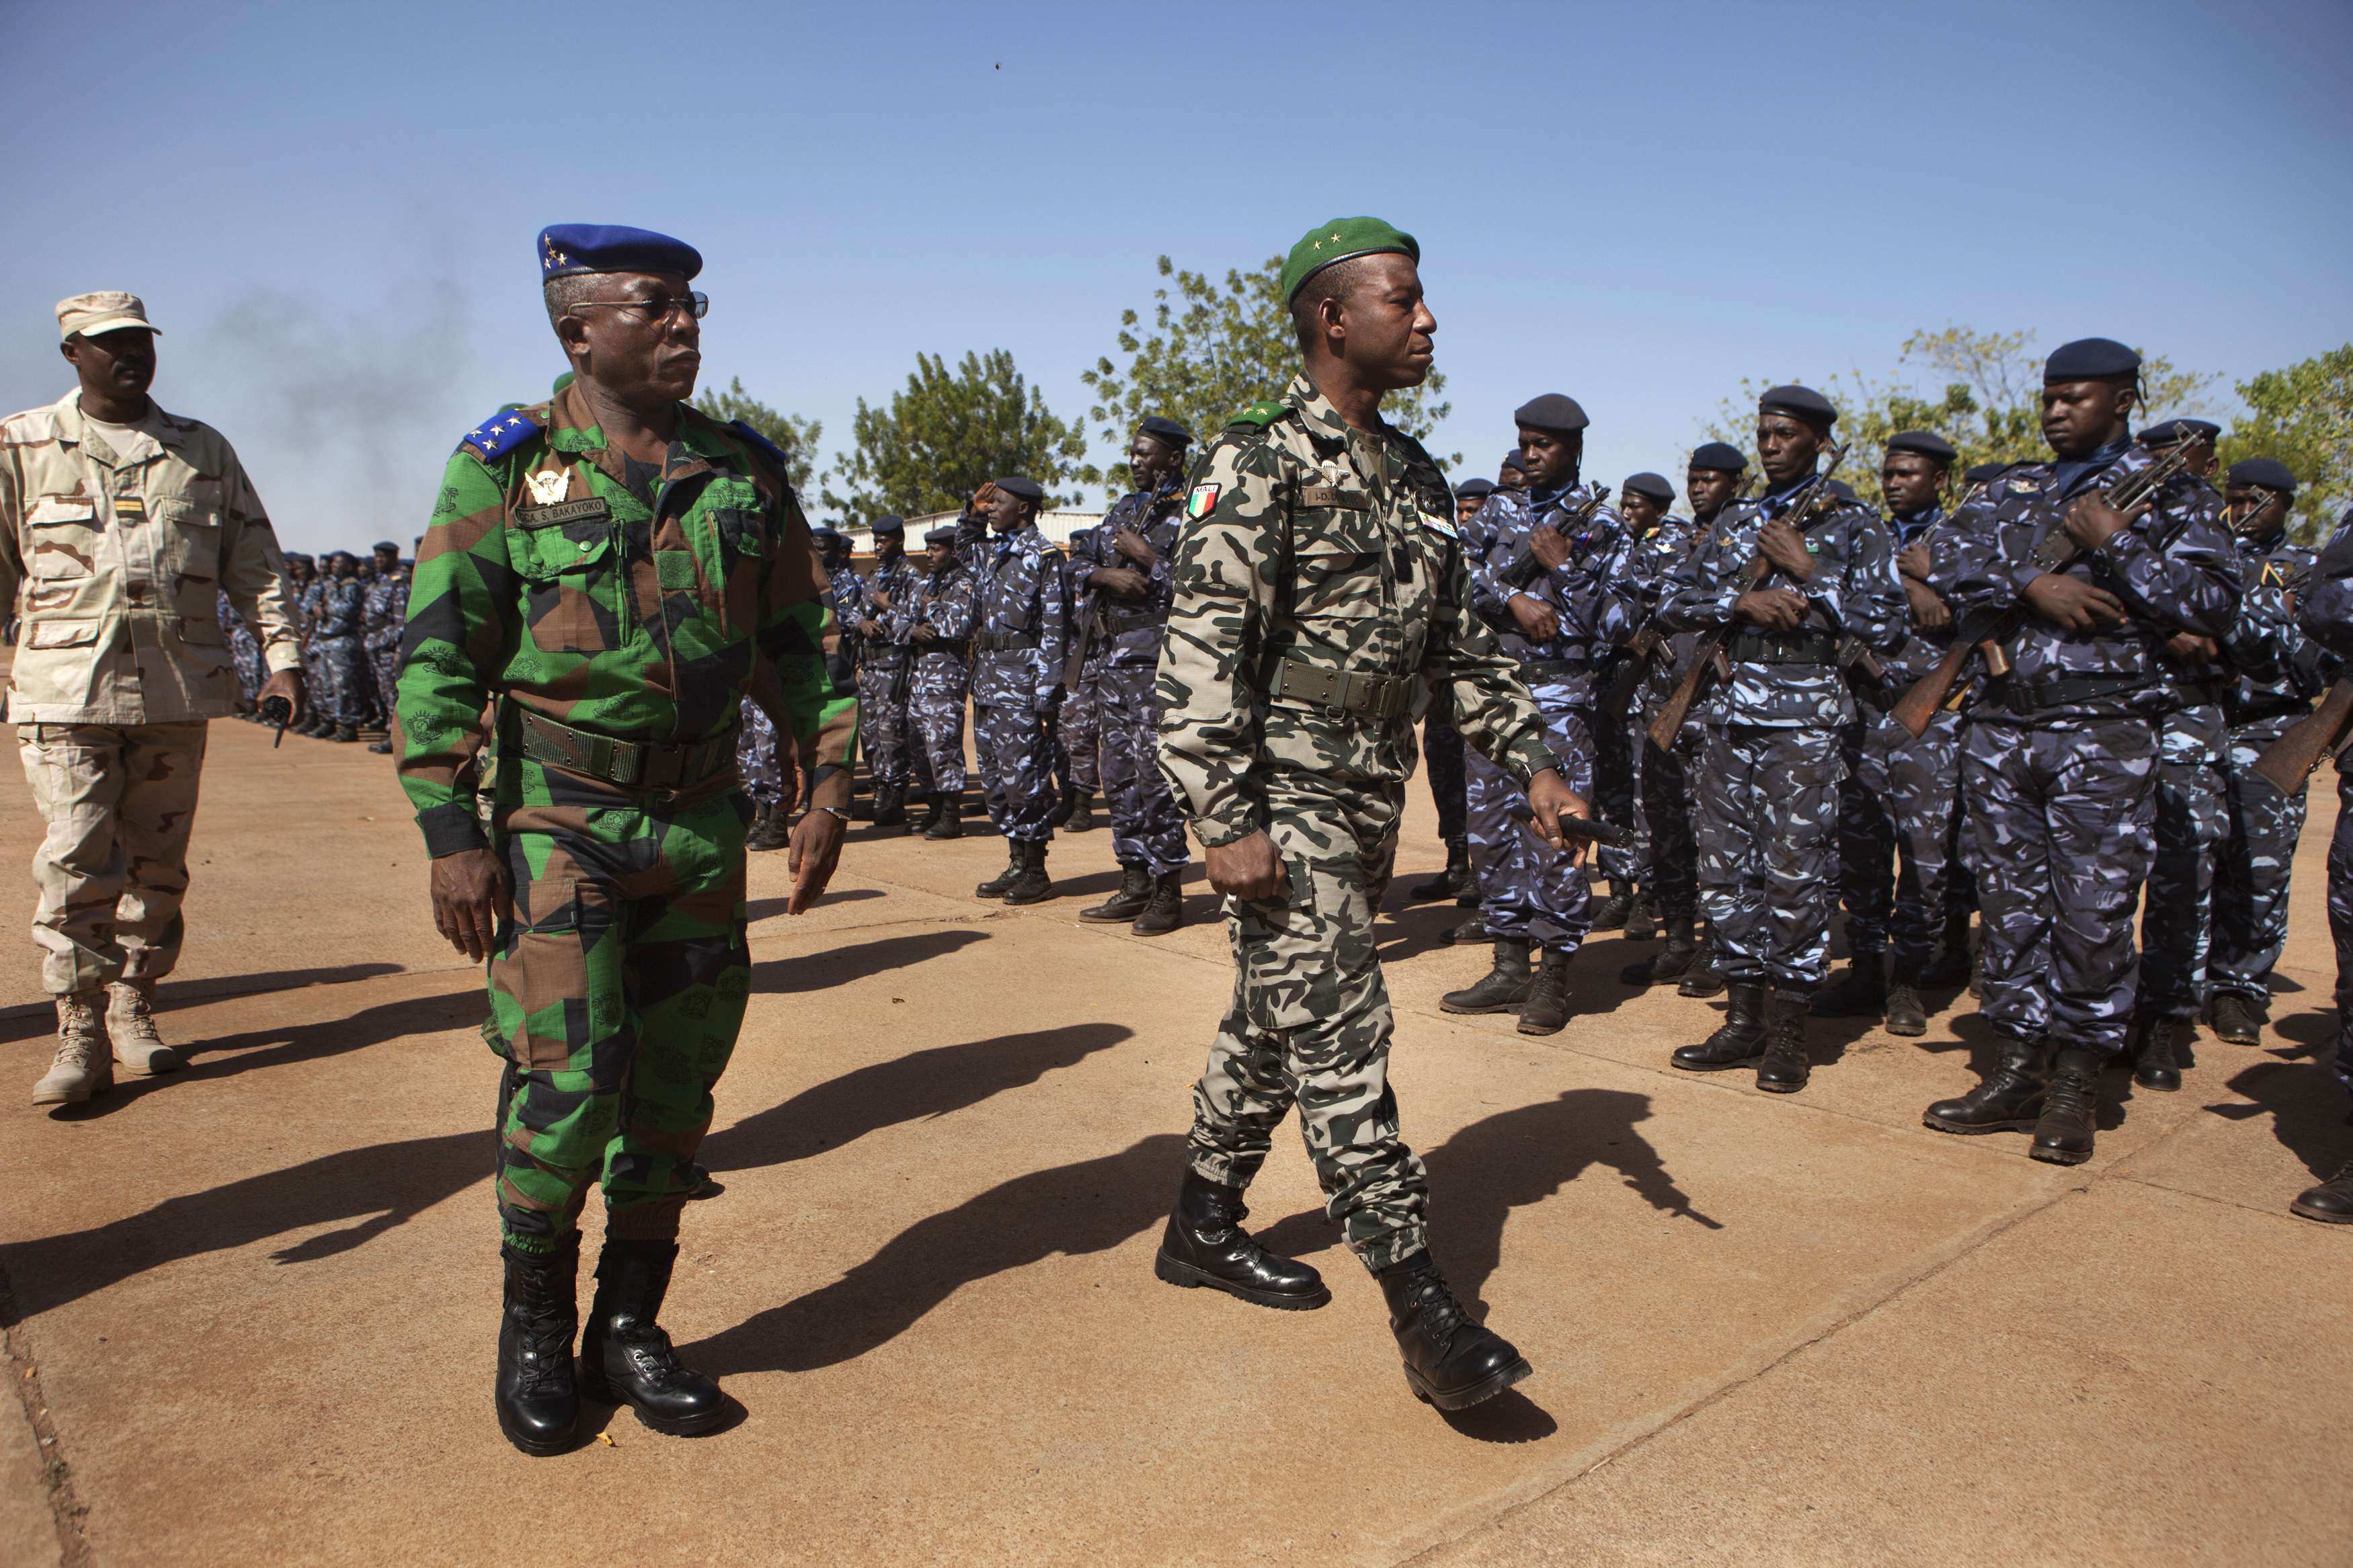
1601 480 1757 723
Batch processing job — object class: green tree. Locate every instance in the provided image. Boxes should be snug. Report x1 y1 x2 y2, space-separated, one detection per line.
1082 254 1455 497
2217 345 2352 541
1702 327 2219 512
691 376 822 493
822 349 1097 519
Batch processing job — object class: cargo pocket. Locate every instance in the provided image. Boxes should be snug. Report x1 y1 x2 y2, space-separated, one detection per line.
488 877 621 1072
1232 856 1331 1032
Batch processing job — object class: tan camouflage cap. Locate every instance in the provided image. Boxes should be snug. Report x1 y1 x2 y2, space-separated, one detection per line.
55 291 159 341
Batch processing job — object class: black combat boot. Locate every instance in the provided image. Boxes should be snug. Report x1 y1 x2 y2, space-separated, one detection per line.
579 1239 727 1436
1679 930 1727 998
1441 913 1492 946
495 1233 581 1456
1066 788 1097 832
367 737 393 755
1000 839 1053 905
2030 1047 2104 1165
1131 872 1184 936
1050 781 1078 828
747 801 791 852
1884 958 1929 1038
1812 952 1887 1018
1624 887 1658 942
1408 840 1472 903
2132 1016 2189 1092
1919 909 1975 987
2208 991 2264 1046
1622 916 1697 986
1755 990 1812 1093
1152 1168 1329 1309
1673 983 1766 1071
1375 1251 1531 1411
913 794 945 837
1517 947 1574 1036
974 843 1022 898
1923 1034 2044 1135
926 794 964 839
331 723 360 743
1080 864 1152 923
2290 1160 2353 1224
1589 879 1634 932
1441 938 1532 1014
872 784 907 828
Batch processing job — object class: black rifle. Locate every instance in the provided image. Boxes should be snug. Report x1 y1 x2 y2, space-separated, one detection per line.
1497 486 1613 591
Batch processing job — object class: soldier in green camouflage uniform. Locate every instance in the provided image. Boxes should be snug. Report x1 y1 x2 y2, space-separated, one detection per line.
394 225 855 1456
1152 218 1589 1413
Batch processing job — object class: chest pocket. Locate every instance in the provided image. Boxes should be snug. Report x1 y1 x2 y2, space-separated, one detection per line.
26 497 101 580
1289 495 1387 624
152 479 225 587
512 511 621 655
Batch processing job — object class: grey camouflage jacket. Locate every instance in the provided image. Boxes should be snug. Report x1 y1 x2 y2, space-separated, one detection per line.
1463 481 1638 708
1070 486 1182 671
971 523 1070 710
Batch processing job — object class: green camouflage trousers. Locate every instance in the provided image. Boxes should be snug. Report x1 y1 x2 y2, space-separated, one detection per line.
1187 777 1427 1273
486 776 750 1254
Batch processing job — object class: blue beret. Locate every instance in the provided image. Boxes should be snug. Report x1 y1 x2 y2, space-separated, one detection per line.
539 224 702 282
2138 417 2221 447
2228 457 2297 494
992 476 1045 503
1759 384 1837 429
1500 449 1529 472
1689 442 1748 473
2044 337 2140 382
1513 393 1590 434
1886 430 1958 464
924 526 960 548
811 526 844 546
1622 471 1675 503
1457 478 1496 500
870 514 906 535
1825 479 1860 503
1964 462 2007 485
1138 415 1194 448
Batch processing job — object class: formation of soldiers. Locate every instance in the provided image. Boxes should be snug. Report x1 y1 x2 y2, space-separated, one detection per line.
216 539 410 749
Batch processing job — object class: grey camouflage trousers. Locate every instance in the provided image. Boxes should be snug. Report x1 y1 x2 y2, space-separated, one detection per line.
2210 713 2310 1004
856 658 912 788
1640 726 1701 926
909 657 969 799
1593 683 1646 884
1696 723 1845 989
1465 695 1593 951
1058 670 1101 792
735 702 785 808
2138 708 2227 1021
974 699 1055 843
312 633 368 727
1096 663 1188 876
1187 777 1426 1272
1966 717 2157 1057
1838 708 1966 968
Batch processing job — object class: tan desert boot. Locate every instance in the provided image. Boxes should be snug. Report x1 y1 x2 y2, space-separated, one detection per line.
106 979 184 1075
33 992 112 1106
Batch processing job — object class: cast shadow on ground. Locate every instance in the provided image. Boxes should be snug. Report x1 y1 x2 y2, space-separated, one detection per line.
750 927 988 993
0 960 406 1046
2207 1040 2352 1182
688 1133 1187 1377
699 1022 1129 1174
746 886 883 925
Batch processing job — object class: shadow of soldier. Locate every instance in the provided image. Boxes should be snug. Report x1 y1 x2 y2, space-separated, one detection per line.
750 927 988 993
2207 1042 2353 1183
686 1133 1187 1377
0 960 406 1046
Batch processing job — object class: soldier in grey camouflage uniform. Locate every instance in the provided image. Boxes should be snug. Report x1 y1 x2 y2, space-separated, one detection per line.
2288 503 2353 1224
1920 339 2237 1165
1595 470 1677 939
1659 387 1904 1094
1152 218 1592 1413
846 515 920 826
309 550 367 742
219 588 265 716
896 524 977 838
1053 534 1103 833
360 540 409 752
969 476 1069 903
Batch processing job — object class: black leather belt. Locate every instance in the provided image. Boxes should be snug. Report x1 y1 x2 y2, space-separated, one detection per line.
973 630 1039 653
1268 658 1415 720
1727 629 1839 665
1990 673 2155 715
513 708 737 792
2167 679 2226 709
918 638 970 658
1520 657 1601 682
2228 697 2313 727
1102 608 1164 635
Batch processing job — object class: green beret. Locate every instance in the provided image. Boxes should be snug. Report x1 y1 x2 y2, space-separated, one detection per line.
1280 216 1420 304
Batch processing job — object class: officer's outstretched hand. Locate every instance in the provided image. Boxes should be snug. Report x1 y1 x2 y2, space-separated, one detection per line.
430 848 512 964
1205 830 1287 902
786 807 844 915
1527 768 1595 870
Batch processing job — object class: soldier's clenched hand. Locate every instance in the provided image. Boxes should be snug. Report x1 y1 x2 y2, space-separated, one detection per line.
1756 518 1815 581
1733 587 1808 630
1527 523 1571 572
430 848 511 964
2022 572 2127 631
786 807 844 915
1508 593 1560 643
2165 630 2220 663
2061 490 2132 551
258 667 306 728
1903 575 1952 630
1090 565 1148 599
1526 768 1594 870
1205 831 1287 902
1111 528 1156 566
1896 541 1934 583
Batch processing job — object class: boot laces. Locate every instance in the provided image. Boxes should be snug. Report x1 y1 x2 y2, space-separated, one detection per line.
1404 1270 1471 1349
617 1322 690 1388
109 986 163 1046
2044 1065 2098 1122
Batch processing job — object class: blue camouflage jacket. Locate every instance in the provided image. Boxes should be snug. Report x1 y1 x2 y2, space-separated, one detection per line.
971 522 1070 710
888 558 978 674
847 554 921 665
1068 485 1182 671
2223 529 2328 724
1464 481 1638 708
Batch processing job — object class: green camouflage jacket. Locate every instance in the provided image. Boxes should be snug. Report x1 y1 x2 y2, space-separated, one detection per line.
1154 373 1553 848
394 376 856 856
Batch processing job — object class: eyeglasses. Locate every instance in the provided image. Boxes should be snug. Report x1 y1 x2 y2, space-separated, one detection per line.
569 291 709 323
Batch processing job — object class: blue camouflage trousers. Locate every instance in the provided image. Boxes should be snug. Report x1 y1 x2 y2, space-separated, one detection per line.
1058 671 1101 792
1640 725 1702 926
311 634 368 727
1966 717 2157 1058
1096 662 1188 876
1838 708 1966 968
1421 708 1466 847
2138 709 2228 1022
1465 694 1594 952
735 702 785 808
974 698 1055 843
1696 723 1844 990
229 622 265 704
856 657 912 788
2210 714 2311 1005
2326 768 2353 1096
1593 684 1646 885
909 657 969 800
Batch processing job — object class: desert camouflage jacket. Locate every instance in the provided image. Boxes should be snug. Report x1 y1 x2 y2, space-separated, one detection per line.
1154 373 1553 848
1462 479 1638 708
970 522 1070 710
394 376 855 856
1069 485 1183 670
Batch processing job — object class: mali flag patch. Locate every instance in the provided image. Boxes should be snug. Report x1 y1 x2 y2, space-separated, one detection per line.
1185 483 1222 520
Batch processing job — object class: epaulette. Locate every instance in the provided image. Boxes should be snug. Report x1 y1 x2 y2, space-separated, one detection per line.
727 419 793 478
461 405 541 460
1227 400 1289 431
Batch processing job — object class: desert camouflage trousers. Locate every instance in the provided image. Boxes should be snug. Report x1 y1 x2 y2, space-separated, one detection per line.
1838 708 1967 968
1640 723 1702 926
908 658 969 799
1057 669 1101 792
1420 708 1466 848
485 784 750 1253
856 657 912 788
2325 769 2353 1097
15 720 208 994
1695 723 1845 990
1465 695 1593 951
2209 712 2310 1003
1187 775 1426 1272
1096 663 1188 876
975 698 1055 843
2138 709 2228 1021
1965 717 2157 1058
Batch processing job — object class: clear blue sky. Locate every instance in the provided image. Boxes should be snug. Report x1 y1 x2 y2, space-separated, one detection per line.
5 0 2348 552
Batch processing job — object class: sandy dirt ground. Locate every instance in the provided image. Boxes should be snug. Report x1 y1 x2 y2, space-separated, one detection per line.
3 714 2349 1567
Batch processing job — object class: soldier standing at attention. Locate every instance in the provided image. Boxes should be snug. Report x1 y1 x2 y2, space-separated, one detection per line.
849 515 919 828
1441 393 1634 1035
1497 448 1529 493
394 224 856 1454
4 292 305 1105
1404 477 1490 905
1072 416 1193 934
1918 340 2235 1162
899 524 977 839
1659 387 1904 1093
219 587 266 718
1153 218 1590 1412
1598 470 1678 942
361 540 409 753
2287 503 2353 1223
1053 514 1104 835
309 550 367 742
968 475 1069 905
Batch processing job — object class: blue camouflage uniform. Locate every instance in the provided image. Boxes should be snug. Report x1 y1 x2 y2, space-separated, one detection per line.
847 548 922 792
309 572 368 728
1055 542 1103 797
891 542 978 802
219 589 266 706
2299 507 2353 1097
1072 485 1190 875
971 520 1070 842
360 568 410 727
1629 511 1712 936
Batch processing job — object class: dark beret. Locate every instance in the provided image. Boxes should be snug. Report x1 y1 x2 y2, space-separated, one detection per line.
1457 478 1496 500
1280 216 1419 304
1825 479 1860 503
1622 471 1675 504
2138 417 2222 447
1499 449 1528 472
992 476 1046 503
1964 462 2007 485
1886 430 1958 464
1513 394 1590 434
2228 457 2298 495
1138 415 1194 448
2044 337 2140 382
539 223 702 282
924 526 960 548
810 527 843 546
1689 442 1748 473
372 540 399 552
869 514 906 535
1758 384 1837 429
